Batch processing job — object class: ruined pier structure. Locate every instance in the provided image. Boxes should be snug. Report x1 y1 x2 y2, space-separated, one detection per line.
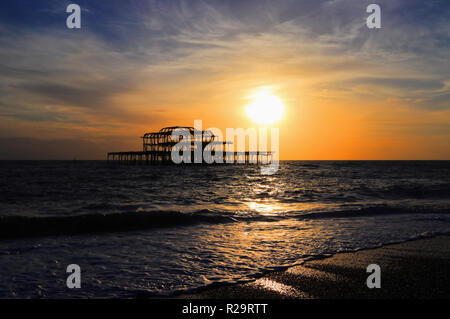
107 126 274 165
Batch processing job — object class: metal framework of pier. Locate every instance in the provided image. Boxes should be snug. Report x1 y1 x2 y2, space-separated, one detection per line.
107 126 273 165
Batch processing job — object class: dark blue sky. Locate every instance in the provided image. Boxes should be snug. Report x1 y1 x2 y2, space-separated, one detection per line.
1 0 448 51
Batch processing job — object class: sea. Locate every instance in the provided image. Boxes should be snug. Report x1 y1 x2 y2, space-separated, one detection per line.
0 160 449 298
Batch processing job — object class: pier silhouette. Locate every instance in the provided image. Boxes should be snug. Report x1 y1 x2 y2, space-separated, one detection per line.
107 126 273 165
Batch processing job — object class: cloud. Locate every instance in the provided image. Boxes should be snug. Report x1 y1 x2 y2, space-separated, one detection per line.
0 136 136 160
15 82 128 109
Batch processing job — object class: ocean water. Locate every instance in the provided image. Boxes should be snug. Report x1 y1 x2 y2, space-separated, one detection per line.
0 160 449 298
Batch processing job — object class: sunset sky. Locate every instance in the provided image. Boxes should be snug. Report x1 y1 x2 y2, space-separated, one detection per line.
0 0 449 160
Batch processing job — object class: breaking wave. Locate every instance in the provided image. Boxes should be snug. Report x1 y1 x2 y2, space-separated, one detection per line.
1 204 449 239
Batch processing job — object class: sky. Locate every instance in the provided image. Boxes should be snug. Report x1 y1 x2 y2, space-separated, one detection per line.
0 0 449 160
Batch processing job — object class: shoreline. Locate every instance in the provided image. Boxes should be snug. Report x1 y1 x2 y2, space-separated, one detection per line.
174 234 450 299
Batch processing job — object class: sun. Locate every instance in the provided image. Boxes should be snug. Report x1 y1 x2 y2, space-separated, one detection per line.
245 90 285 125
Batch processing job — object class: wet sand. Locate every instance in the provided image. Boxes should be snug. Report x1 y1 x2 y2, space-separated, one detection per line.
178 235 450 299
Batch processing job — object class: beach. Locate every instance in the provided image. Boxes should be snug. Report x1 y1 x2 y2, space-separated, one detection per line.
179 235 450 299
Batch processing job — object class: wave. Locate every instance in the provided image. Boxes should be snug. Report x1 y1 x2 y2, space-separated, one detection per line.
0 210 235 240
0 204 449 240
294 205 450 220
